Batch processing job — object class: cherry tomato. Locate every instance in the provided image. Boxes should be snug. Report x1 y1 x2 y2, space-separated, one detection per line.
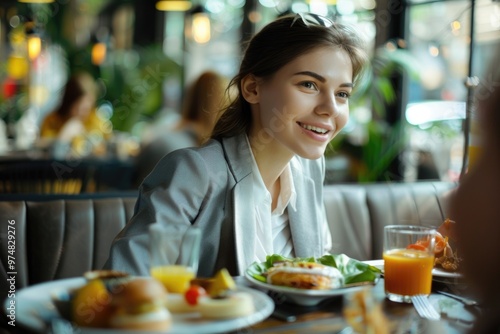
184 285 207 305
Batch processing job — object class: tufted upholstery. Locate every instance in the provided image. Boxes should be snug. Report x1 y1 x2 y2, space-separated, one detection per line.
0 193 137 300
0 181 456 301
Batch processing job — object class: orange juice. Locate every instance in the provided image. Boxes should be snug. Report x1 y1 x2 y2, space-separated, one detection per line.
383 248 434 296
151 265 195 293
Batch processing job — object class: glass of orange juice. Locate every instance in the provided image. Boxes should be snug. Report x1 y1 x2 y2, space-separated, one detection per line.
383 225 436 303
149 224 201 294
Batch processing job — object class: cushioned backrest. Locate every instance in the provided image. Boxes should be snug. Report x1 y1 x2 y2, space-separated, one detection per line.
366 182 455 259
0 196 136 300
0 182 456 301
323 181 456 260
324 186 372 261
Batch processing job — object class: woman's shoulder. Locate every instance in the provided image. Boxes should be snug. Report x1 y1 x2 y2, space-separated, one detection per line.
155 139 226 172
141 139 229 191
40 111 64 137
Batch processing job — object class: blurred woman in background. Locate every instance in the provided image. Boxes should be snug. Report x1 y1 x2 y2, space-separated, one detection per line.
134 70 228 185
40 71 110 151
177 71 229 145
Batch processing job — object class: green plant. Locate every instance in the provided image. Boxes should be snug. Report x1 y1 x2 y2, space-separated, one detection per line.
99 45 182 132
354 47 421 118
329 46 421 183
357 121 408 182
20 1 181 133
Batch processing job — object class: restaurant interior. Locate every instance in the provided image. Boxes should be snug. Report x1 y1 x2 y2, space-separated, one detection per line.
0 0 500 193
0 0 497 193
0 0 499 333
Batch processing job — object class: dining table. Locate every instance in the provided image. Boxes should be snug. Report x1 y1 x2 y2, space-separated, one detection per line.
2 266 480 334
239 275 478 334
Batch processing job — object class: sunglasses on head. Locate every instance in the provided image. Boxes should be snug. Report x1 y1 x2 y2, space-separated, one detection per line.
291 12 334 28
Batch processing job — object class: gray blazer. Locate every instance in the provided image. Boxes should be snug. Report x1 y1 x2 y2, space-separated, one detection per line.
104 133 331 277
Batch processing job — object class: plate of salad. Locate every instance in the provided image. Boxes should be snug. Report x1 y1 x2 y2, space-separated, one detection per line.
245 254 382 306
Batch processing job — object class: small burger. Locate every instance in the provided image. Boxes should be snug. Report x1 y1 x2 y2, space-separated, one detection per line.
266 261 344 290
108 277 171 331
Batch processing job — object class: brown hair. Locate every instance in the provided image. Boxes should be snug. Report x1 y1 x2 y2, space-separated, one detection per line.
176 71 229 145
181 71 227 129
211 13 368 140
55 71 97 119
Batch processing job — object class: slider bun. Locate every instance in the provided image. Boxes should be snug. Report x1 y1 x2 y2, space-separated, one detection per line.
83 270 129 281
111 277 167 306
109 278 171 331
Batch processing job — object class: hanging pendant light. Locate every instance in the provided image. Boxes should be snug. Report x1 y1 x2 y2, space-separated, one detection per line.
91 42 107 65
25 21 42 60
27 35 42 60
18 0 55 3
156 0 192 11
189 5 211 44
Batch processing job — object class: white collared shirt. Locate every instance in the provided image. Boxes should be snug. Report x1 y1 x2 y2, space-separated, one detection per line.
247 137 297 263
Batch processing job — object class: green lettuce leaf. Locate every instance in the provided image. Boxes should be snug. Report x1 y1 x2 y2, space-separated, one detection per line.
316 254 381 284
247 253 381 286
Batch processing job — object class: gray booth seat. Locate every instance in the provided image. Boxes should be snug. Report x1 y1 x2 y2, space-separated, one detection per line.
0 182 456 301
0 193 137 300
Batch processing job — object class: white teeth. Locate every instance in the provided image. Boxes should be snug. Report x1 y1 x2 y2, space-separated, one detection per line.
300 123 328 134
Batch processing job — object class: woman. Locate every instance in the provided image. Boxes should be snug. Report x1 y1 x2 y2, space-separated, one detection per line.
40 72 109 144
104 13 368 277
134 71 228 185
178 70 229 145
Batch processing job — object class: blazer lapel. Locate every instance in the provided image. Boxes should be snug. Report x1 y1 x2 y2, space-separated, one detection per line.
222 134 256 275
232 177 255 274
288 159 323 258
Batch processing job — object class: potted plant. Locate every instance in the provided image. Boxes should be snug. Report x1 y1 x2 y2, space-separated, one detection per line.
325 46 421 183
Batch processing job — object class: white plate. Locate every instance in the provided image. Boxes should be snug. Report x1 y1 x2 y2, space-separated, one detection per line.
432 267 462 278
363 259 462 279
244 270 377 306
7 277 274 334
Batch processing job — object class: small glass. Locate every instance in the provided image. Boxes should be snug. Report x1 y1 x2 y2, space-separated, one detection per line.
383 225 436 303
149 224 201 294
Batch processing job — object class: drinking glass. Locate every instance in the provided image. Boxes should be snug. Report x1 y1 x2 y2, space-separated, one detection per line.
149 224 201 294
383 225 436 303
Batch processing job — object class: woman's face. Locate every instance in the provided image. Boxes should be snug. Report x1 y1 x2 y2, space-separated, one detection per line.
71 94 95 120
248 46 353 160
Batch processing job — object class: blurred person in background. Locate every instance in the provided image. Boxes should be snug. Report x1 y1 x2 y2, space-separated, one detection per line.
105 13 368 277
450 47 500 333
40 71 111 156
177 71 230 145
134 70 228 185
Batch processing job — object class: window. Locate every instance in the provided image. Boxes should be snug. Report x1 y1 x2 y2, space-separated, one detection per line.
405 0 500 181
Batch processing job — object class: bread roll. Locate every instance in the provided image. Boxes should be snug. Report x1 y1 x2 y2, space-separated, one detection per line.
109 278 171 331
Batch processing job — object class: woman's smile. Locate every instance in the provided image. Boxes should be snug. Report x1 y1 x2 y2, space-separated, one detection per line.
296 121 333 142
